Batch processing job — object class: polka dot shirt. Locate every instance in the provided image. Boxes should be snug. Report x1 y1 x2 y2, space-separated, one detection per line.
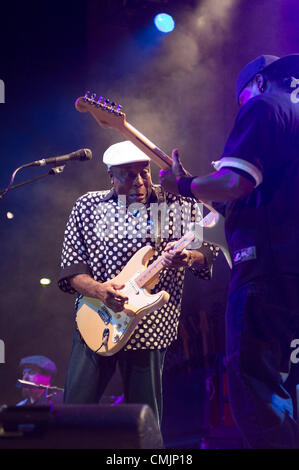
58 185 219 350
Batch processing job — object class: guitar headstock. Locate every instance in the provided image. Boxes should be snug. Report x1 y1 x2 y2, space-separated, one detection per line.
75 91 126 129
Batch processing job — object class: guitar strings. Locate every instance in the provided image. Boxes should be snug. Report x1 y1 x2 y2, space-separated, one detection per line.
135 231 194 288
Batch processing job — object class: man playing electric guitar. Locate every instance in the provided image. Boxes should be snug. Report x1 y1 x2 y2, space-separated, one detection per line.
58 140 218 428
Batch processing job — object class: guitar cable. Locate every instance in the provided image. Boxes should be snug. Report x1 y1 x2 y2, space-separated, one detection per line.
0 163 66 200
95 328 110 353
0 163 32 199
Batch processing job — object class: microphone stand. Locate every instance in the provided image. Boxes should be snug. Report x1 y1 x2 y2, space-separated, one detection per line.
0 165 66 200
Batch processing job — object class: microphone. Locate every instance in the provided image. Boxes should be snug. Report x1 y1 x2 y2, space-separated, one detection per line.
17 379 48 390
17 379 64 392
30 148 92 167
0 148 92 201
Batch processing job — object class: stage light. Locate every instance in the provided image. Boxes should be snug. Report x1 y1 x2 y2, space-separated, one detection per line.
6 212 14 219
154 13 175 33
40 277 51 286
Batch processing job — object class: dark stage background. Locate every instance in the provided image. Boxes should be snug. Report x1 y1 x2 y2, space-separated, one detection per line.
0 0 298 448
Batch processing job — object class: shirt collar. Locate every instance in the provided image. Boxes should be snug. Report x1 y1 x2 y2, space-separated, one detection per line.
101 185 163 205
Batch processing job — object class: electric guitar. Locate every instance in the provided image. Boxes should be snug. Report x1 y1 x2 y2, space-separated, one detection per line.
76 227 196 356
75 91 231 268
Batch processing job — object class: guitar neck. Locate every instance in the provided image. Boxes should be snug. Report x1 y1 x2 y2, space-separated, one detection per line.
77 93 218 215
135 230 195 289
120 121 173 170
121 122 217 215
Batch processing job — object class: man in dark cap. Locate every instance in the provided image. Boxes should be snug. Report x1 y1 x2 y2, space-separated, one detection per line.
16 355 63 406
160 54 299 448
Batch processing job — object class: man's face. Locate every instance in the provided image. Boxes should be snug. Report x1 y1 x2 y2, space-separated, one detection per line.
238 74 264 107
109 162 152 205
21 366 51 400
238 84 259 107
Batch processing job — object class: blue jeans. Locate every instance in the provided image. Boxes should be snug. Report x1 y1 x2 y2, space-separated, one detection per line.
226 275 299 448
64 329 166 427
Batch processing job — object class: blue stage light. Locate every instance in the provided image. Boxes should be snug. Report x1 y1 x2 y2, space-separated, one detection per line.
154 13 175 33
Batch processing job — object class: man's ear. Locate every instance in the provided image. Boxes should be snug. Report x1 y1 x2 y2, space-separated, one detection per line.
108 170 114 185
255 73 266 92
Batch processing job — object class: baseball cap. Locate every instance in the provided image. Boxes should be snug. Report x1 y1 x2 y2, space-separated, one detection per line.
236 54 299 102
19 355 57 376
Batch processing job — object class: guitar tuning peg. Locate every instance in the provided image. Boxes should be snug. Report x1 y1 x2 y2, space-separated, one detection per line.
83 91 90 101
90 93 97 101
116 104 122 112
96 96 103 106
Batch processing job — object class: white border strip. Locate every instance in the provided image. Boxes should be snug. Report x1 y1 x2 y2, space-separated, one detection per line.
212 157 263 187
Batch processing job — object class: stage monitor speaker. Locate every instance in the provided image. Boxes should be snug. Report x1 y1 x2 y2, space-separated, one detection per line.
0 404 164 449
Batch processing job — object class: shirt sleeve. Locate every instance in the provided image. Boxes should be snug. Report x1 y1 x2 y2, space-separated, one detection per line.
189 242 220 280
212 97 277 188
58 199 92 294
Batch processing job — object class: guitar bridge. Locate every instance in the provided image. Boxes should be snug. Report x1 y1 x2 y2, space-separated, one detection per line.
97 306 111 325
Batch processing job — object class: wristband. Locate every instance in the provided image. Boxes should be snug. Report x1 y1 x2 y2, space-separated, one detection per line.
177 176 197 198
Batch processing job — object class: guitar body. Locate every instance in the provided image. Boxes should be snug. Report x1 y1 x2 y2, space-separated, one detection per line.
76 246 170 356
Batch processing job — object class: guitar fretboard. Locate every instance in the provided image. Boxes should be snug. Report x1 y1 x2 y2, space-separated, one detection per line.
134 230 195 288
